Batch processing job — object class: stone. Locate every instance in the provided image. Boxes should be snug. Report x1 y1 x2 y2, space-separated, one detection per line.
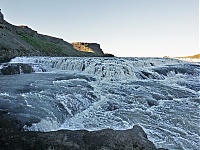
147 98 159 107
0 110 166 150
0 9 4 22
0 63 34 75
0 125 158 150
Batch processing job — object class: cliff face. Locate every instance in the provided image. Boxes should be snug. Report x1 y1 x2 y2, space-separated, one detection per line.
71 42 105 56
0 10 106 63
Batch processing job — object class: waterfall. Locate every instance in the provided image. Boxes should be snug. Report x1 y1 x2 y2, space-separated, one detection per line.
10 56 195 81
1 56 199 149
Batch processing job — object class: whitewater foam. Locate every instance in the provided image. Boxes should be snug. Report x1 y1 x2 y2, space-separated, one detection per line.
1 56 199 149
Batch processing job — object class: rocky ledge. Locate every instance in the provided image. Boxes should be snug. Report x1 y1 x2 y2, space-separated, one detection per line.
0 111 166 150
0 126 159 150
0 127 161 150
0 63 34 75
71 42 115 57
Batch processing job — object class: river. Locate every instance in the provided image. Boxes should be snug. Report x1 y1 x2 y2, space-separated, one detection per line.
0 57 199 150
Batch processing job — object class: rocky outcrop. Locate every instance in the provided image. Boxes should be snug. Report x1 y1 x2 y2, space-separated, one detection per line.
71 42 105 56
0 111 159 150
0 125 159 150
0 11 109 63
0 111 165 150
0 63 34 75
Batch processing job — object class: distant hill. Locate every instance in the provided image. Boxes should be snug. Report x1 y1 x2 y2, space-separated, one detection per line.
184 54 200 59
0 10 112 63
177 54 200 59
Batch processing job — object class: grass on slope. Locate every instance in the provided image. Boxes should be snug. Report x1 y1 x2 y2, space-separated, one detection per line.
17 32 100 57
17 32 64 55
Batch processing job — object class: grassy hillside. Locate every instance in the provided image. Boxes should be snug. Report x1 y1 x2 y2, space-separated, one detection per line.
17 32 63 55
15 26 98 57
0 11 107 63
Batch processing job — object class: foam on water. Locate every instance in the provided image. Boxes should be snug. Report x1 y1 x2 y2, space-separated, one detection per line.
1 56 200 149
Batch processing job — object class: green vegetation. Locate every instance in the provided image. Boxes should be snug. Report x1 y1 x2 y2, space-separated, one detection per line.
16 32 96 57
17 32 63 55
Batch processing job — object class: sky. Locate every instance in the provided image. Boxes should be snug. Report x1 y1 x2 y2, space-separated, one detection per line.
0 0 199 57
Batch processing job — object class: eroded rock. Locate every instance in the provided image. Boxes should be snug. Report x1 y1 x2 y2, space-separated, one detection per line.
0 125 158 150
0 63 34 75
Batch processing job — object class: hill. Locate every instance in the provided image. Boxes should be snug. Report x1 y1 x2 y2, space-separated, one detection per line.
0 10 111 63
176 54 200 59
183 54 200 59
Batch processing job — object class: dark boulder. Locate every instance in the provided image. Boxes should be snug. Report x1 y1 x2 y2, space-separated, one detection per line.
106 101 119 111
0 111 164 150
0 125 158 150
147 98 159 107
0 63 34 75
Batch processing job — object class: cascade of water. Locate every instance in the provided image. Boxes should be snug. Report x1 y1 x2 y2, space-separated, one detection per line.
3 56 199 149
10 56 193 80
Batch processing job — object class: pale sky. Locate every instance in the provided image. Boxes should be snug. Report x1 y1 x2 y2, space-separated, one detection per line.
0 0 199 57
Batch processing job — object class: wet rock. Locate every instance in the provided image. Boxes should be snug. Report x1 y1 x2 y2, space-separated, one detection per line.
0 63 34 75
0 106 166 150
106 101 119 111
0 125 158 150
147 98 159 107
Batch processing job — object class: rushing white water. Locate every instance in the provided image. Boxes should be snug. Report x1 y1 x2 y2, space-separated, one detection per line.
1 56 200 150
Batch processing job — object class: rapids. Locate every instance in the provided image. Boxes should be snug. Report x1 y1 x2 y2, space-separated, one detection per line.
0 56 199 149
